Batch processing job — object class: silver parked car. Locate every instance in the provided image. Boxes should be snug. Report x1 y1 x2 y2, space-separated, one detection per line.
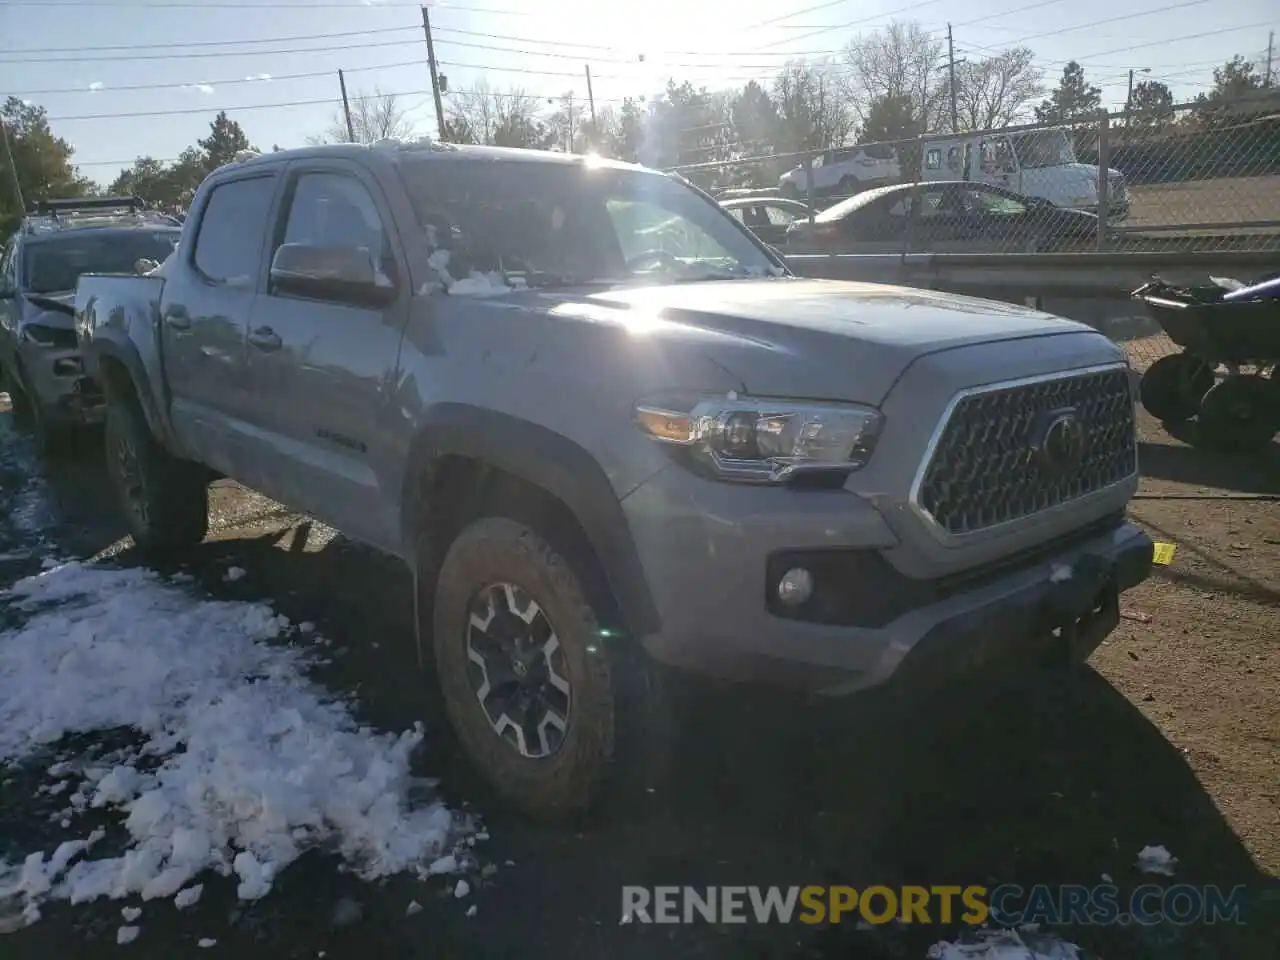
0 197 181 452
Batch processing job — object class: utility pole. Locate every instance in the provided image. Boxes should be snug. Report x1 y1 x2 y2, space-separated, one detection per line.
1266 30 1274 87
420 5 447 140
1126 69 1135 129
0 116 24 215
585 65 597 129
567 93 575 151
946 24 959 133
338 70 356 143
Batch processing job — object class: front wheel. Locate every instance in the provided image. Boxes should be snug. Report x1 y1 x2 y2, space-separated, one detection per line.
104 396 209 555
433 518 616 817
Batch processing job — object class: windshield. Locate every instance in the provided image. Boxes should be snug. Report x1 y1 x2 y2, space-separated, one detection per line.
1010 130 1076 169
23 230 182 294
397 158 780 286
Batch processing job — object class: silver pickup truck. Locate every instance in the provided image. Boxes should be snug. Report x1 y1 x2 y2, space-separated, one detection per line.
75 140 1153 817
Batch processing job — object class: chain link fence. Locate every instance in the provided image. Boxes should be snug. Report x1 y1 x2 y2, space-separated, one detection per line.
669 93 1280 257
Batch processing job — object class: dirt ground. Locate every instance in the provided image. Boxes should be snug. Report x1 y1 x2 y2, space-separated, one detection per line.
0 334 1277 959
1096 335 1280 875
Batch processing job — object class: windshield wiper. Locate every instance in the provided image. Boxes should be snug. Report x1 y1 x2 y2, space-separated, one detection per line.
514 271 618 289
635 263 754 284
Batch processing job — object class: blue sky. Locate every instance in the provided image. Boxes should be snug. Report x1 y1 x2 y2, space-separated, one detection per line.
2 0 1275 186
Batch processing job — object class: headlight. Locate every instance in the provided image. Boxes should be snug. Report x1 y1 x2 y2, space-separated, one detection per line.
635 396 883 483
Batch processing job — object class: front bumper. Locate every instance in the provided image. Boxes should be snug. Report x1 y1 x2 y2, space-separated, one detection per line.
622 467 1153 697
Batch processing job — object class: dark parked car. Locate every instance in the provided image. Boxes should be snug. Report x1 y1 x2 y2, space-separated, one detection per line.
785 180 1101 254
720 197 812 247
0 196 182 451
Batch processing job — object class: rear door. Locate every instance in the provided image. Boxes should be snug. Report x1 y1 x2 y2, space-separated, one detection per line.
242 161 411 551
163 172 279 482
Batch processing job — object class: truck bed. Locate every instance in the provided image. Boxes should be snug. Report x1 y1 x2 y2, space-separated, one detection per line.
75 273 169 415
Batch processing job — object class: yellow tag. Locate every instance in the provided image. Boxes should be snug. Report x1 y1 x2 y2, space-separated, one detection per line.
1152 542 1177 566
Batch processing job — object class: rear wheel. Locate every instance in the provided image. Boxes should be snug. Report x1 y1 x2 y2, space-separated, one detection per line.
1139 353 1215 423
104 394 209 555
1194 374 1279 452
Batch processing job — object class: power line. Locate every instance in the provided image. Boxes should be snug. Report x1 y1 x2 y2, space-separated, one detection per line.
0 0 532 9
0 24 417 55
2 22 853 65
756 0 947 50
952 0 1070 28
10 59 426 98
959 20 1277 70
971 1 1213 51
46 83 641 125
4 36 424 63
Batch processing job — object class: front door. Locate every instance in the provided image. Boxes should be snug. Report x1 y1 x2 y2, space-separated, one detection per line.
243 163 410 552
162 173 278 483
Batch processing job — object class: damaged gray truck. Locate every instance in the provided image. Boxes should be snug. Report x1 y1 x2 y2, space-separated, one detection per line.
75 141 1154 817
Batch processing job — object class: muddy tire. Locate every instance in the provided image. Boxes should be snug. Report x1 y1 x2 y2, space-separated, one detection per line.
432 516 670 819
104 394 209 556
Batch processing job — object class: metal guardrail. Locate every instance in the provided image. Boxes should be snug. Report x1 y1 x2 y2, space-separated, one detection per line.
782 250 1280 299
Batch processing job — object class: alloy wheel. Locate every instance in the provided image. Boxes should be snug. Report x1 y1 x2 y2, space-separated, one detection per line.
464 581 572 759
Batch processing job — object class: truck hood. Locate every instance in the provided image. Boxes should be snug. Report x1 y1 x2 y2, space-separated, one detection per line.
539 277 1095 404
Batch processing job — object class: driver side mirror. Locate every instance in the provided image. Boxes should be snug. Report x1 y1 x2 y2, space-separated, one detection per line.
270 243 395 308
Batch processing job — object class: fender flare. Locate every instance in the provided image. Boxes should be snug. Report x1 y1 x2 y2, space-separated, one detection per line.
402 404 660 640
89 338 168 441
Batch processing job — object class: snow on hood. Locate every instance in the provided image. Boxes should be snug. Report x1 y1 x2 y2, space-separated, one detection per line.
0 560 475 927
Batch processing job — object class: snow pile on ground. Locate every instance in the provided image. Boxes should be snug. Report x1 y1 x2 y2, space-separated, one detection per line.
927 928 1084 959
0 561 470 926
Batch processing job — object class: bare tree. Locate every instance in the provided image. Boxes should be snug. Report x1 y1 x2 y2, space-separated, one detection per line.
311 87 416 144
842 21 947 134
545 90 586 151
772 60 856 153
446 79 551 149
953 48 1044 131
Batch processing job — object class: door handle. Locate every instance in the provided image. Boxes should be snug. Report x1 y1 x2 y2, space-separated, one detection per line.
164 308 191 331
248 326 282 351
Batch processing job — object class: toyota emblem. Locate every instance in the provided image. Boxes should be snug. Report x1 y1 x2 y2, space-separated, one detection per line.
1033 409 1087 471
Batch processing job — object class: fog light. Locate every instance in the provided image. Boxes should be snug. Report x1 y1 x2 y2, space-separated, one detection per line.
777 567 814 606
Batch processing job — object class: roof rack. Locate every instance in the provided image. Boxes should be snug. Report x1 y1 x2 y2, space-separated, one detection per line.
32 195 146 217
21 196 182 235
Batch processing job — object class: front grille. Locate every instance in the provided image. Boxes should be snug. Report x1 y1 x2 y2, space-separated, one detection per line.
915 366 1137 536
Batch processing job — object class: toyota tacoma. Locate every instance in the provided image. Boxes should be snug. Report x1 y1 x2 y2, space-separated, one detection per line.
75 141 1153 816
